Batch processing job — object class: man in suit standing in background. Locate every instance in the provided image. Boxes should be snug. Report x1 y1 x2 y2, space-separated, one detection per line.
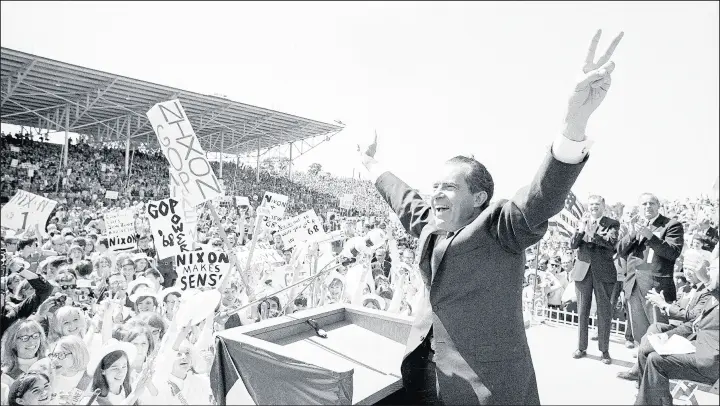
360 29 623 405
619 193 684 344
570 195 620 364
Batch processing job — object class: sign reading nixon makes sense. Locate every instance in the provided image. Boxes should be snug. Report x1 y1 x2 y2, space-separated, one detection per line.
258 192 288 230
146 99 223 207
175 249 231 290
104 209 137 251
146 198 193 259
1 190 58 231
277 209 327 248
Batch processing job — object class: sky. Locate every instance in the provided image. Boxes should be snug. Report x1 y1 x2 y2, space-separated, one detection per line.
1 1 718 205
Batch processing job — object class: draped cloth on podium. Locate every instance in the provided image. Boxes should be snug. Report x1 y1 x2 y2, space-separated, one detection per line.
211 335 354 405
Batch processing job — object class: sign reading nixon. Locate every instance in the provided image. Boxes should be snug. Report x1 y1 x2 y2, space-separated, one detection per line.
147 99 223 208
175 249 231 290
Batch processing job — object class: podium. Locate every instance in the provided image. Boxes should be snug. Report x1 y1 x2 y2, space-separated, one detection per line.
211 304 412 405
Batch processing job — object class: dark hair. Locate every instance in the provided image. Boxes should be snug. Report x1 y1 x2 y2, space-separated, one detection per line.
8 372 50 406
294 296 308 307
49 256 69 269
74 237 87 248
92 350 132 398
446 156 494 210
74 260 93 277
98 237 109 249
18 237 37 251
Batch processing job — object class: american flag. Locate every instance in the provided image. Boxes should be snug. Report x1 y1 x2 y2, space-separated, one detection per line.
548 191 585 239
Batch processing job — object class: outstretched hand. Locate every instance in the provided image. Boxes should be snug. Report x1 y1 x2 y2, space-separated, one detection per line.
564 29 624 140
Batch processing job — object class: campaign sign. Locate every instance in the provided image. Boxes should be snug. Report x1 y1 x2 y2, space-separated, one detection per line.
105 191 119 199
1 190 58 231
276 209 327 248
147 99 223 207
235 196 250 207
175 249 231 290
104 209 137 251
339 194 354 209
170 170 198 243
146 198 193 259
258 191 288 230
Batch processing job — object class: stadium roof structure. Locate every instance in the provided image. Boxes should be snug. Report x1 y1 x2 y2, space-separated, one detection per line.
0 47 344 157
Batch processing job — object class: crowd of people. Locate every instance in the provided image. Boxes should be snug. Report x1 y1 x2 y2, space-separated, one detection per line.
1 129 718 405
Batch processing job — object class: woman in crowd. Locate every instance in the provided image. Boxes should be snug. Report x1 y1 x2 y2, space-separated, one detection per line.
93 255 114 281
157 288 182 324
6 372 53 406
48 335 92 398
48 305 88 345
1 319 48 385
68 245 85 265
129 313 167 351
113 323 154 384
85 339 149 406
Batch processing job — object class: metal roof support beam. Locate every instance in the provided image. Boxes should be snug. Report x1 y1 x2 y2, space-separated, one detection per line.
6 99 64 130
71 115 125 131
69 78 119 127
196 103 233 131
1 103 66 119
1 58 38 107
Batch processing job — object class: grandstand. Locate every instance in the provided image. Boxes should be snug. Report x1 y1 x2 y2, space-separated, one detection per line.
1 47 344 180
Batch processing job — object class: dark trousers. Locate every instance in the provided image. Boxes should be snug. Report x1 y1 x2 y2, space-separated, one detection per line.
636 323 717 405
627 285 669 344
401 337 442 405
575 270 615 352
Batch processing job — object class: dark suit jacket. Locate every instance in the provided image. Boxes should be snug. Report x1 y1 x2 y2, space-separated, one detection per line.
619 214 683 302
374 150 585 404
667 284 713 322
667 290 719 382
570 216 620 283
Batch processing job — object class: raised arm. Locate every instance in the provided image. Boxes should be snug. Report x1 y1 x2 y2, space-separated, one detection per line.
360 134 432 239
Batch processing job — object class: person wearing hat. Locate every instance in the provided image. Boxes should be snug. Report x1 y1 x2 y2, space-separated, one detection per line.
362 294 385 311
129 286 159 314
84 338 150 405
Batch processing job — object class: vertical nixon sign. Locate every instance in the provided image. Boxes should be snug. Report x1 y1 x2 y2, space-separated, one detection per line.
104 209 137 251
146 198 194 260
0 190 58 231
146 100 223 207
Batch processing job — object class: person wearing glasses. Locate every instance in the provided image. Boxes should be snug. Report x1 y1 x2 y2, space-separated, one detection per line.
0 319 48 386
48 335 92 400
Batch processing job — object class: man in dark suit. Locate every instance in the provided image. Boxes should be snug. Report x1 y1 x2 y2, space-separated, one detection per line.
634 258 719 405
570 195 620 364
619 193 684 343
359 29 624 405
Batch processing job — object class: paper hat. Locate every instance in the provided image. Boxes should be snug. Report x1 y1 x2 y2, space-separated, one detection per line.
129 285 157 304
157 286 183 303
86 338 137 377
127 277 153 295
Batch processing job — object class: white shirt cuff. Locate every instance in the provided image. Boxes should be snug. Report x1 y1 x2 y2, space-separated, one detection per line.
551 136 594 164
361 155 390 183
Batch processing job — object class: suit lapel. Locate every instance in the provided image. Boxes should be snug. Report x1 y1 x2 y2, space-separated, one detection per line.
417 226 438 286
431 228 462 285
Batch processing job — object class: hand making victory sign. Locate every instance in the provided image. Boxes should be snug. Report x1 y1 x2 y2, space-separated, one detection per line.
564 29 624 141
